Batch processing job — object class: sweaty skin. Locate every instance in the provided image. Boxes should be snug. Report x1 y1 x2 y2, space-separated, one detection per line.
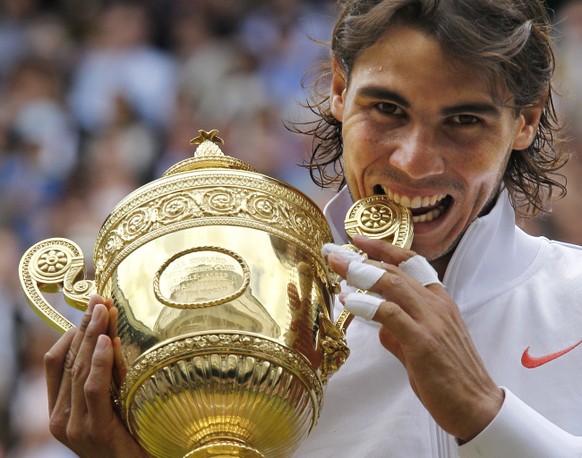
330 24 540 277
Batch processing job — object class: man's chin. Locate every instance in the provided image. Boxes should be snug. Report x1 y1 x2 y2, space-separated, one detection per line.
412 234 459 264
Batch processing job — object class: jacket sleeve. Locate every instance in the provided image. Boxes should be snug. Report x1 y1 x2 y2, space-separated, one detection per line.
458 387 582 458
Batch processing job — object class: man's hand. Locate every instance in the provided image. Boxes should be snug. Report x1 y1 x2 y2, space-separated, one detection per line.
44 295 149 458
329 235 504 442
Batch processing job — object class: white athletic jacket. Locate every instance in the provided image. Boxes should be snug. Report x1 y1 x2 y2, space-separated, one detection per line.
295 188 582 457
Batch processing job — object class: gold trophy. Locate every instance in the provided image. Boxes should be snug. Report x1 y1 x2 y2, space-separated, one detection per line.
18 130 412 458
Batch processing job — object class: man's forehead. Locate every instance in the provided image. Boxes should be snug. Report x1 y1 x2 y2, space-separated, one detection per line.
349 25 513 107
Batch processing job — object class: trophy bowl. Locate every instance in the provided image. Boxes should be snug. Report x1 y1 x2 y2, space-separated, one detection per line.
19 130 350 458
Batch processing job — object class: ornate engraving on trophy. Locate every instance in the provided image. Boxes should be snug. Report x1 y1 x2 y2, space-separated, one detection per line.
153 246 250 309
93 179 329 290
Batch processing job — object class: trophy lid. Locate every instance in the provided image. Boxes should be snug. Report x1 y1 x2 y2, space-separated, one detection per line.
163 129 257 175
92 129 333 290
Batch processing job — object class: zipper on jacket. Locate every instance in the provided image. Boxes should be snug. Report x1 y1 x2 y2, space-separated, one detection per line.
435 422 453 458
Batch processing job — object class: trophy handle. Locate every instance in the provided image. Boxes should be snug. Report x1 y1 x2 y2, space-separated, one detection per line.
19 237 96 334
319 312 351 384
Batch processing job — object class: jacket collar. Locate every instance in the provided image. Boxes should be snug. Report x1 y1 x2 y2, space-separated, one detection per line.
322 186 354 246
443 190 542 309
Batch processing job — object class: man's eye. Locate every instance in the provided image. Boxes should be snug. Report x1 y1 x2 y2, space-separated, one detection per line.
451 114 479 125
375 102 403 115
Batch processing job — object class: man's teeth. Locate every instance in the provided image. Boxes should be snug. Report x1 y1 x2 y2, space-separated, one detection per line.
383 189 447 223
412 207 443 223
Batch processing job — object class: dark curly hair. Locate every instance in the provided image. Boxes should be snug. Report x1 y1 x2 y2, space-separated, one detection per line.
295 0 567 217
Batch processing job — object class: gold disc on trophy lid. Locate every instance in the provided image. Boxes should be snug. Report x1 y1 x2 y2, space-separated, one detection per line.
344 195 414 249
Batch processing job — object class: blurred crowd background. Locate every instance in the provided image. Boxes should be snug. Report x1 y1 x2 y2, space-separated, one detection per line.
0 0 581 456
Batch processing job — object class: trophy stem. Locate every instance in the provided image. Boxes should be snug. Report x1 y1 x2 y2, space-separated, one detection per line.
183 440 264 457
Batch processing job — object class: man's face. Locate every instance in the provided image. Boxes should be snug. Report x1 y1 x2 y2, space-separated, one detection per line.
330 24 540 261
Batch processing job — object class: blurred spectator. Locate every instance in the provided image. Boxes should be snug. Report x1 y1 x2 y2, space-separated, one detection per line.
0 226 21 454
5 57 79 182
154 89 202 176
85 94 161 184
7 324 76 458
238 0 334 117
521 0 582 244
217 48 272 126
175 7 269 129
228 106 299 176
0 0 38 83
69 1 177 134
83 129 144 222
0 57 78 245
555 0 582 140
0 125 58 245
25 12 78 74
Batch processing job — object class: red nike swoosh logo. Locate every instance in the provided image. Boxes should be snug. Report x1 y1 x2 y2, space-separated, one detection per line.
521 340 582 368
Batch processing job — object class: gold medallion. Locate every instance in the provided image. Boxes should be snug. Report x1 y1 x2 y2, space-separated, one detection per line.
344 194 414 249
335 195 415 326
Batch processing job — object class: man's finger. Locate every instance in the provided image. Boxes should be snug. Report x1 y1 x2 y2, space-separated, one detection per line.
352 234 414 265
345 258 385 290
342 291 420 344
49 297 96 421
85 334 116 424
398 255 442 287
69 302 110 423
45 328 76 413
341 292 384 320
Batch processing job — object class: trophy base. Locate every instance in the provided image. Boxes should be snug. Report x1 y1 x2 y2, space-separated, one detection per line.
184 440 264 457
122 333 324 457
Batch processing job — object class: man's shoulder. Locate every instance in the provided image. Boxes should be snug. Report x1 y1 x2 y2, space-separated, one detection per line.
537 236 582 271
544 237 582 254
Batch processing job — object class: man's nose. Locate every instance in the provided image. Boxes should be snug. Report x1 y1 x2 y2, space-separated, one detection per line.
388 127 445 179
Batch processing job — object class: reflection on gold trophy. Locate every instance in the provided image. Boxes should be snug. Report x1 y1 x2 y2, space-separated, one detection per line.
18 130 413 457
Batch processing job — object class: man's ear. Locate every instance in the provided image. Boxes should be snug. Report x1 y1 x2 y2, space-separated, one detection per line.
330 59 347 122
512 105 543 151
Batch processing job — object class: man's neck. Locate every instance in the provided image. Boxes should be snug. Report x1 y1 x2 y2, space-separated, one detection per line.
430 251 454 281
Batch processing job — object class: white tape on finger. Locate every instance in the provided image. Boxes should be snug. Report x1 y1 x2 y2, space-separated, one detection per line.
321 243 365 263
343 292 384 321
398 255 442 286
346 261 385 290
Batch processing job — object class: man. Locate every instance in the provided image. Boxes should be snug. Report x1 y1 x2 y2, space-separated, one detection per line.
44 0 582 457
